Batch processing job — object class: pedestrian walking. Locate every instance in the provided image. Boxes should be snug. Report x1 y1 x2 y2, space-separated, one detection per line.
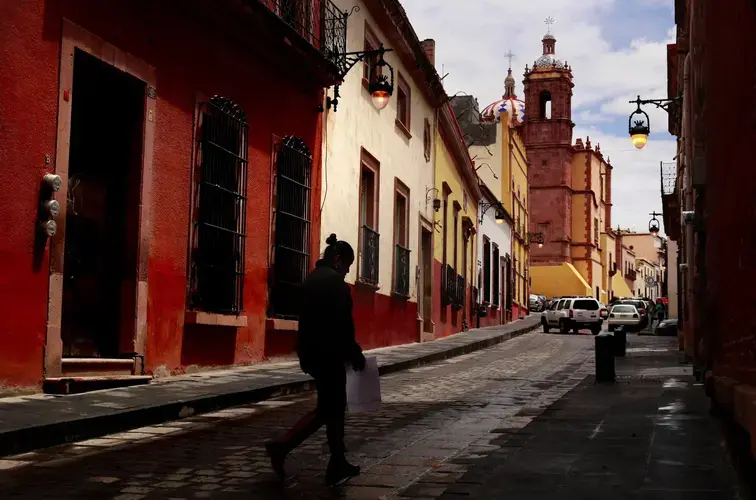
655 301 665 322
265 233 366 486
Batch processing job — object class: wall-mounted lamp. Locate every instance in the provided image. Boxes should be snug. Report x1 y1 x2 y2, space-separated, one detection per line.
648 211 662 235
320 44 395 112
527 232 544 249
627 95 682 149
479 201 505 225
426 187 441 212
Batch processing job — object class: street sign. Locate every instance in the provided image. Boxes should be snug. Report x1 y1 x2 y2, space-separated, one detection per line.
644 276 655 286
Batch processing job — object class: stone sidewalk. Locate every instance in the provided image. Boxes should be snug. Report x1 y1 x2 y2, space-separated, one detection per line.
0 316 539 458
428 337 746 500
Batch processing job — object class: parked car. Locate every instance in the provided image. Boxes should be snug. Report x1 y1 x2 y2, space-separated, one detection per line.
608 304 642 332
616 299 650 330
541 297 603 335
529 294 542 312
655 318 678 336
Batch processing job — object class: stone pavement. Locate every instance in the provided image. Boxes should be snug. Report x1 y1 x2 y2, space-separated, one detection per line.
0 331 595 499
0 316 539 457
431 338 744 500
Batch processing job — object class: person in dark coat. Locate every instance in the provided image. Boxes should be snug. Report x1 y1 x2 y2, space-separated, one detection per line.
265 233 366 486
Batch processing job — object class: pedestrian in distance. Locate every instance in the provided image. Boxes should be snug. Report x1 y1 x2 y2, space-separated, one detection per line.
265 233 366 487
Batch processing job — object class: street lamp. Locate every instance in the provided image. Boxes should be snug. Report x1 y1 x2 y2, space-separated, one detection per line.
527 232 544 249
627 95 682 149
479 201 506 225
648 211 662 235
322 44 395 112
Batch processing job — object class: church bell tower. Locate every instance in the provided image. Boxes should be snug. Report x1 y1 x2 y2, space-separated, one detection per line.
523 19 576 264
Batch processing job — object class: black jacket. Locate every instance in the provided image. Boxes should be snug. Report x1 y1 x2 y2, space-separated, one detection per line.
296 260 362 374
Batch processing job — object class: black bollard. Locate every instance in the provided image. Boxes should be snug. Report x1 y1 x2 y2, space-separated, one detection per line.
614 326 627 357
595 332 615 383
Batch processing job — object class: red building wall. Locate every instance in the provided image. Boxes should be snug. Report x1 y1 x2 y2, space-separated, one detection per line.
695 0 756 386
0 0 325 386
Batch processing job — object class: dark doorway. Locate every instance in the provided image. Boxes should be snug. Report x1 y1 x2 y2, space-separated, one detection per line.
421 226 433 334
61 49 145 357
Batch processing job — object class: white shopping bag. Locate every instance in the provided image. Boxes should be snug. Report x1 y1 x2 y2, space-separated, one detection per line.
346 356 381 413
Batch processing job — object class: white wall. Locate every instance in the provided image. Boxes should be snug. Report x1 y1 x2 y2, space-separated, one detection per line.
476 207 512 305
468 122 502 201
321 0 436 302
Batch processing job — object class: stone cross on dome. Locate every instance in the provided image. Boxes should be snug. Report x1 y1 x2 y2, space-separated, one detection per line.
504 50 517 98
545 16 555 34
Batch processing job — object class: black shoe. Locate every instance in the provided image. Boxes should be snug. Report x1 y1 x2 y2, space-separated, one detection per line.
326 458 360 486
265 441 287 480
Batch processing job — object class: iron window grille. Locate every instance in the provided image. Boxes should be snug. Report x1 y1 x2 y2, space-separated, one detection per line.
360 225 380 286
393 244 411 297
492 246 500 307
441 264 456 306
189 96 248 315
454 274 465 309
259 0 347 68
483 239 491 303
269 136 312 319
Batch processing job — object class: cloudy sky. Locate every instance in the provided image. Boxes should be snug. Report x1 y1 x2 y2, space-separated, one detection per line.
402 0 676 234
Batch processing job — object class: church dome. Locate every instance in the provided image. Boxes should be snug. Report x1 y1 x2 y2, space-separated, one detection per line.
480 96 526 125
535 53 564 69
480 68 525 125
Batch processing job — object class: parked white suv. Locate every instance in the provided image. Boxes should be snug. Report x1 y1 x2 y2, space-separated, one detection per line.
541 296 603 335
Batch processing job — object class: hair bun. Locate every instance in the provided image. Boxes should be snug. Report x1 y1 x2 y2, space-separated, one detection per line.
326 233 338 245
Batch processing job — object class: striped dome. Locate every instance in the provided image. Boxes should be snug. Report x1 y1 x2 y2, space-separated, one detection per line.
480 97 526 125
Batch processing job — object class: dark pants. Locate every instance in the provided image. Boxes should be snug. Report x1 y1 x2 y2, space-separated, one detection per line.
276 363 347 458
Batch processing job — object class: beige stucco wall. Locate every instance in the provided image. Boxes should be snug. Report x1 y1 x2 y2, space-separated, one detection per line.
321 0 436 301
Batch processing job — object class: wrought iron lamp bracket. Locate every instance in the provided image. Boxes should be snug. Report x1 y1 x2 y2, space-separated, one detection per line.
321 45 394 112
630 95 683 113
479 201 503 224
526 231 544 246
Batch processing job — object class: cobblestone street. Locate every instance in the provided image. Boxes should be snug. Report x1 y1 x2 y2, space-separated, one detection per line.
0 332 596 499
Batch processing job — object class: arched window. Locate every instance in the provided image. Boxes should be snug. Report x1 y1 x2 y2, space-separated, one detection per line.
539 91 552 120
190 96 248 314
270 136 313 318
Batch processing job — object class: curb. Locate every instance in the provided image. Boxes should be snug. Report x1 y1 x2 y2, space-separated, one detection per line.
0 321 538 457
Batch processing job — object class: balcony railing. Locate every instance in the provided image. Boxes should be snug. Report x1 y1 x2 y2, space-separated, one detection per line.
359 225 379 286
625 269 637 281
660 161 676 196
441 264 455 306
393 244 410 297
259 0 347 68
454 274 465 309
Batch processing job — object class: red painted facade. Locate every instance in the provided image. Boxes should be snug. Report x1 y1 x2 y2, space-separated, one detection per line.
667 0 756 387
432 259 467 338
522 35 576 267
0 0 335 387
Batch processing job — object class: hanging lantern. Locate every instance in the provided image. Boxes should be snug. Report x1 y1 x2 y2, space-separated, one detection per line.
628 96 650 150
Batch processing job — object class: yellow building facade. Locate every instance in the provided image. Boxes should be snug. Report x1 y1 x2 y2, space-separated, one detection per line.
432 103 481 337
503 128 531 318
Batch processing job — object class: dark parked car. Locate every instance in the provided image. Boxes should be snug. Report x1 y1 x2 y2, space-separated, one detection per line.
655 318 678 336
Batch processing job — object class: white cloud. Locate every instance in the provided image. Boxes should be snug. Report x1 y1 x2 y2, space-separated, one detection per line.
401 0 675 235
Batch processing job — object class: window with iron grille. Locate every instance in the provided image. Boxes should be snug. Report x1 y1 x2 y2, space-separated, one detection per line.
442 264 456 306
483 237 491 303
393 181 410 297
269 136 312 319
492 244 500 306
359 150 380 286
454 274 465 309
189 96 248 314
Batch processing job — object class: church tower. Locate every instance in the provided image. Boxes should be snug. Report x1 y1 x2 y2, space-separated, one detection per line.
523 21 576 264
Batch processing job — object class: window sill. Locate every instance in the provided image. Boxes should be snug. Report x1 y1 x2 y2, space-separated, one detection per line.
395 119 412 139
391 290 411 301
185 311 248 328
266 318 299 332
